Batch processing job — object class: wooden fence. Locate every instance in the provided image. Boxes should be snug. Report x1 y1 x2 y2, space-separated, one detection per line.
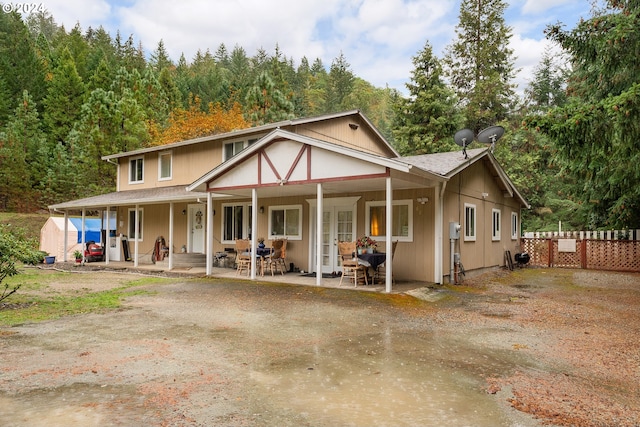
520 230 640 272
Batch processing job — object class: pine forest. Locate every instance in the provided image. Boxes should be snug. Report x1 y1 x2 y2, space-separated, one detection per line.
0 0 638 232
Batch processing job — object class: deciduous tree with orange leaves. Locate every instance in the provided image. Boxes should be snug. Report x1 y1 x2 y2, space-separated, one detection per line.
150 96 248 145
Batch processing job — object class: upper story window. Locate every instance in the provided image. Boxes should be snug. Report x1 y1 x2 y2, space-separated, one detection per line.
223 138 259 161
269 205 302 240
511 212 518 240
365 200 413 242
492 208 501 241
129 156 144 184
158 151 172 181
464 203 476 241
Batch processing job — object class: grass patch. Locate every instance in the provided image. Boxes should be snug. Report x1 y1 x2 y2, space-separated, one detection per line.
0 269 167 327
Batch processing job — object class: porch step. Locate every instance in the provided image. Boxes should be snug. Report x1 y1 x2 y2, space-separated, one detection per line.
155 253 206 268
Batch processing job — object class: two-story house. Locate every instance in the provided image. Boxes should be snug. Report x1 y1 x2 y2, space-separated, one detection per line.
49 110 528 291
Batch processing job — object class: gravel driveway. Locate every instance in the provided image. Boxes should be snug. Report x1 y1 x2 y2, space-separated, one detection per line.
1 267 639 426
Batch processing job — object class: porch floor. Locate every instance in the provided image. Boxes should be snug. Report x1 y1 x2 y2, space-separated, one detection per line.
57 260 433 294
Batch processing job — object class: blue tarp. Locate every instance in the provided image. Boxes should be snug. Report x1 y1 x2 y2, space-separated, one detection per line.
68 218 102 244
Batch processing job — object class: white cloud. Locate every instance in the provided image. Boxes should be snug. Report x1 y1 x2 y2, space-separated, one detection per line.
40 0 112 29
522 0 576 15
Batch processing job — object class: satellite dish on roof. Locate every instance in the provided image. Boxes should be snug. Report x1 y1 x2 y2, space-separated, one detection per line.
454 128 475 159
477 125 504 152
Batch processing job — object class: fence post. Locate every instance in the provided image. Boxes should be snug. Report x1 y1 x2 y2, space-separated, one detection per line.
548 238 553 267
581 239 587 269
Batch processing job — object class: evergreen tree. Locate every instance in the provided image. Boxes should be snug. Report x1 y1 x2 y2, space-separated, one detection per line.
326 52 355 112
443 0 517 132
393 42 463 154
525 47 568 112
150 39 173 72
528 0 640 228
245 71 294 125
43 47 86 145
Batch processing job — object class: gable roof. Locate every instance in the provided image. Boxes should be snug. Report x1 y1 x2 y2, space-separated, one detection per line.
400 148 529 207
102 109 399 161
187 128 442 194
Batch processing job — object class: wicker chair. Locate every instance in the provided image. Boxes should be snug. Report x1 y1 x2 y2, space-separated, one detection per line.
264 239 287 275
235 239 252 276
338 241 369 287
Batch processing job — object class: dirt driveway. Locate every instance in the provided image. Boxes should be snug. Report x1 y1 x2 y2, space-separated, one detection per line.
1 267 639 426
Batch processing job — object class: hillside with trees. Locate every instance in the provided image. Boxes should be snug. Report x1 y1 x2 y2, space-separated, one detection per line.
0 0 637 232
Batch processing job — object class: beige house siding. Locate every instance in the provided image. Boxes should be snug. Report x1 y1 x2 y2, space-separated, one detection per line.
442 161 522 274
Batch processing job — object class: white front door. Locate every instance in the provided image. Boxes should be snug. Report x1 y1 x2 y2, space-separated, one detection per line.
309 197 358 274
188 204 206 253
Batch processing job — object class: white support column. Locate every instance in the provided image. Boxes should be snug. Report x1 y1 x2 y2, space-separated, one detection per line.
250 188 258 279
105 206 110 265
206 192 213 276
316 183 323 286
434 183 442 284
81 208 86 263
169 202 174 270
63 211 69 262
134 204 139 267
385 177 393 293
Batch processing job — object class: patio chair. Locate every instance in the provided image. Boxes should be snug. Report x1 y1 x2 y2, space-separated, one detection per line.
373 241 398 285
338 241 369 287
235 239 251 276
264 239 287 275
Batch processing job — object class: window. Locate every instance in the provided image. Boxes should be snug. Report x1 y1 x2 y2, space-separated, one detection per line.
511 212 518 240
464 203 476 241
129 156 144 183
492 208 501 241
222 203 253 242
223 137 260 161
269 205 302 240
158 151 172 181
365 200 413 242
128 208 143 241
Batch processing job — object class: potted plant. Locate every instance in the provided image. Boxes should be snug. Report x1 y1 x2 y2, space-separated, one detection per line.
73 250 83 263
356 236 377 254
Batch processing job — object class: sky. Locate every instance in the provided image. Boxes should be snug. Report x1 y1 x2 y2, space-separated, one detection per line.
26 0 594 96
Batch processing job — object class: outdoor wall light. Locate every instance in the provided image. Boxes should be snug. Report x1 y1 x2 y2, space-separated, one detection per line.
349 123 359 130
259 206 264 214
417 197 429 204
182 209 186 215
482 192 489 199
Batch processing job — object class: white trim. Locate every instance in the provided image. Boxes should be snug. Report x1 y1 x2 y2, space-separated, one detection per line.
511 211 518 240
127 207 143 241
129 156 144 184
492 208 501 241
268 204 303 240
464 203 476 242
364 199 413 242
158 150 172 181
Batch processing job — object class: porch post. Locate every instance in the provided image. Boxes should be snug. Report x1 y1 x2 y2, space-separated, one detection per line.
168 202 174 270
385 177 393 293
206 192 213 276
81 208 86 263
250 188 257 279
63 210 69 262
316 183 323 286
434 183 442 284
134 204 139 267
105 206 110 265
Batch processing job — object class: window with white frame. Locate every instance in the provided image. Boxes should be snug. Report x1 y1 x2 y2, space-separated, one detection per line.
492 208 501 241
511 212 518 240
268 205 302 240
222 203 253 242
158 151 172 181
129 156 144 183
464 203 476 241
128 208 143 241
365 200 413 242
224 138 259 161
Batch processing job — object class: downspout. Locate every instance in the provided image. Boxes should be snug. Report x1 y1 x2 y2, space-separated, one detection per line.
439 181 448 285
